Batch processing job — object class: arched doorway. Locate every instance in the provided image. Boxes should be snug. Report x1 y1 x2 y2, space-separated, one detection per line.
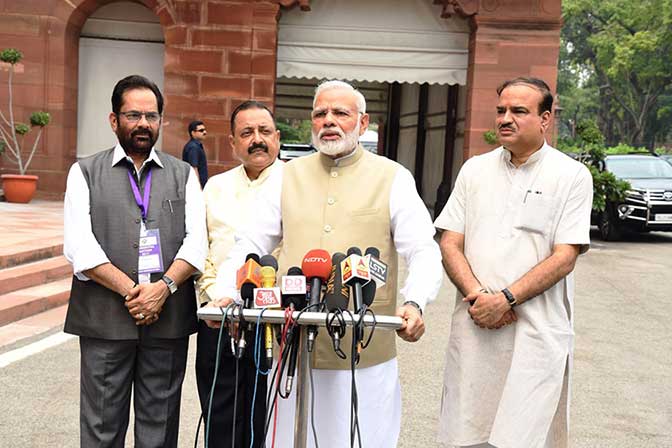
76 1 164 158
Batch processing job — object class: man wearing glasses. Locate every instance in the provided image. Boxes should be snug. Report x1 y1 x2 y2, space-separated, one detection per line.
63 74 207 447
183 120 209 188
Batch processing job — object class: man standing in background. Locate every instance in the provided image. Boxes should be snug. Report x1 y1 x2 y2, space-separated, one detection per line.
182 120 209 188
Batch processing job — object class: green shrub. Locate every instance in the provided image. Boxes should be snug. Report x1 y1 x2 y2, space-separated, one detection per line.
0 48 22 65
29 111 50 127
483 130 498 145
571 124 630 212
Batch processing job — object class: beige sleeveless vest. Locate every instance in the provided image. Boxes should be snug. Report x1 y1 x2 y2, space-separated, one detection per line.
279 146 400 369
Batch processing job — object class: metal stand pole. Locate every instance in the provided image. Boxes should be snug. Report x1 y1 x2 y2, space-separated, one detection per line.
293 327 309 448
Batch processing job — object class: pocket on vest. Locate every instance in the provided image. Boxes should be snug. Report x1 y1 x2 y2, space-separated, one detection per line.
349 207 379 217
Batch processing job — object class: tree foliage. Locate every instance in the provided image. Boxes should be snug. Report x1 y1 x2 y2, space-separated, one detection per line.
276 119 312 144
561 118 630 212
560 0 672 148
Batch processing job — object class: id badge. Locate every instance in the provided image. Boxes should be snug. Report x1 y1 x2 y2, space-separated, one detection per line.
138 228 164 284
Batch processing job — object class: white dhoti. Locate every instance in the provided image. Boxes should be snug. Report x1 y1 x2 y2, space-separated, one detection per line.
266 357 401 448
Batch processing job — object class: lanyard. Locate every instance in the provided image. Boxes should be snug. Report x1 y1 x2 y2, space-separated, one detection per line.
128 168 152 221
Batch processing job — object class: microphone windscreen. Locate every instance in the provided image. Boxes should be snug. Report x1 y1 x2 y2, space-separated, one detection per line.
259 254 279 270
240 283 255 302
365 247 380 259
362 280 376 306
287 266 303 276
347 246 362 256
332 252 347 265
246 253 260 263
260 265 276 287
324 259 350 311
301 249 332 280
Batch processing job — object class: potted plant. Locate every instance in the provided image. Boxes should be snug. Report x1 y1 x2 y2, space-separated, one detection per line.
0 48 50 203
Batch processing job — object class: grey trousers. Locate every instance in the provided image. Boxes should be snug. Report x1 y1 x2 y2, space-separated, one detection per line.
79 335 189 448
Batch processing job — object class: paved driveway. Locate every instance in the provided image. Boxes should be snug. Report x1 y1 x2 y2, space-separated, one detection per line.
1 230 670 447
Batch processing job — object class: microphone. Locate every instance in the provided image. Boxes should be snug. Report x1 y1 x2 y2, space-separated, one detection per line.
235 254 262 358
365 247 388 289
281 266 307 310
341 247 373 352
236 253 262 290
340 247 371 314
324 252 349 311
301 249 331 352
362 279 376 307
323 252 350 356
255 255 281 369
281 266 307 394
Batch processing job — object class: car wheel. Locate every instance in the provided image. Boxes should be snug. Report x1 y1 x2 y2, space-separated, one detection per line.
599 207 623 241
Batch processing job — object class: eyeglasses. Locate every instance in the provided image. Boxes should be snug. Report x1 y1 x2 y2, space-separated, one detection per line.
195 128 207 133
118 111 161 123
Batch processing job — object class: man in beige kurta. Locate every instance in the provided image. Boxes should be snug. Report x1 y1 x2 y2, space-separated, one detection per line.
434 77 593 448
195 100 283 447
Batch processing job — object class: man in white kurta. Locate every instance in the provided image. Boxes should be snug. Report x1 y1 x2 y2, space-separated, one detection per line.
434 77 593 448
208 80 443 447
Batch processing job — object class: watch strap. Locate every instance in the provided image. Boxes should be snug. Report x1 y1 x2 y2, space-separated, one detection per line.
402 300 423 316
501 288 517 308
162 275 177 295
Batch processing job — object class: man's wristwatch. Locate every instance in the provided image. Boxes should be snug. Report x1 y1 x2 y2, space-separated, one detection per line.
501 288 517 308
402 300 423 316
161 275 178 295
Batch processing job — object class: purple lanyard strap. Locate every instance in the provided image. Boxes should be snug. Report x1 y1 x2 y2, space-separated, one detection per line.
128 168 152 221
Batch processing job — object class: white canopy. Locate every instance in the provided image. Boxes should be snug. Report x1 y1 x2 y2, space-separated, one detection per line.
277 0 469 85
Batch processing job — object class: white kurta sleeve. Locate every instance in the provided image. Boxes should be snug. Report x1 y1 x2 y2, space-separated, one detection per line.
554 164 594 253
174 168 208 273
63 163 110 281
214 167 284 300
390 167 443 311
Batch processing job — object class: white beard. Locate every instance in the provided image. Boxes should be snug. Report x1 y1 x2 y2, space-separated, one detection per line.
312 122 361 157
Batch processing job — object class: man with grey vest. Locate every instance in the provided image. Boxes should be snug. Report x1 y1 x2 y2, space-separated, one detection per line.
208 80 443 447
63 75 207 448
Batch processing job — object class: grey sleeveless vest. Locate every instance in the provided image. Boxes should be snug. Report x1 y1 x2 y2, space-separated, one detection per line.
64 148 198 340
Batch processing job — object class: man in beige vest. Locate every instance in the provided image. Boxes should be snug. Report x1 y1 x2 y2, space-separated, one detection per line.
208 80 443 447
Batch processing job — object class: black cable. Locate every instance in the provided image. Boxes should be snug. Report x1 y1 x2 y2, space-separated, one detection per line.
361 308 377 349
201 303 234 448
194 414 202 448
325 309 347 359
231 355 240 448
262 320 295 441
262 303 326 443
338 308 362 448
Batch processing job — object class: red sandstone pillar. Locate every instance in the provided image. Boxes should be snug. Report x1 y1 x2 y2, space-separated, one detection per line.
462 0 562 161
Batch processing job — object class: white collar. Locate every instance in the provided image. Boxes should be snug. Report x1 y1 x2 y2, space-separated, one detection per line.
112 143 163 171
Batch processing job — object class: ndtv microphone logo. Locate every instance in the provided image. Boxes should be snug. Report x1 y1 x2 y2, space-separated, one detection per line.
304 256 329 263
253 288 281 308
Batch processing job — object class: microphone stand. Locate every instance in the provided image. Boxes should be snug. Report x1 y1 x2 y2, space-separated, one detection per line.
293 326 310 448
